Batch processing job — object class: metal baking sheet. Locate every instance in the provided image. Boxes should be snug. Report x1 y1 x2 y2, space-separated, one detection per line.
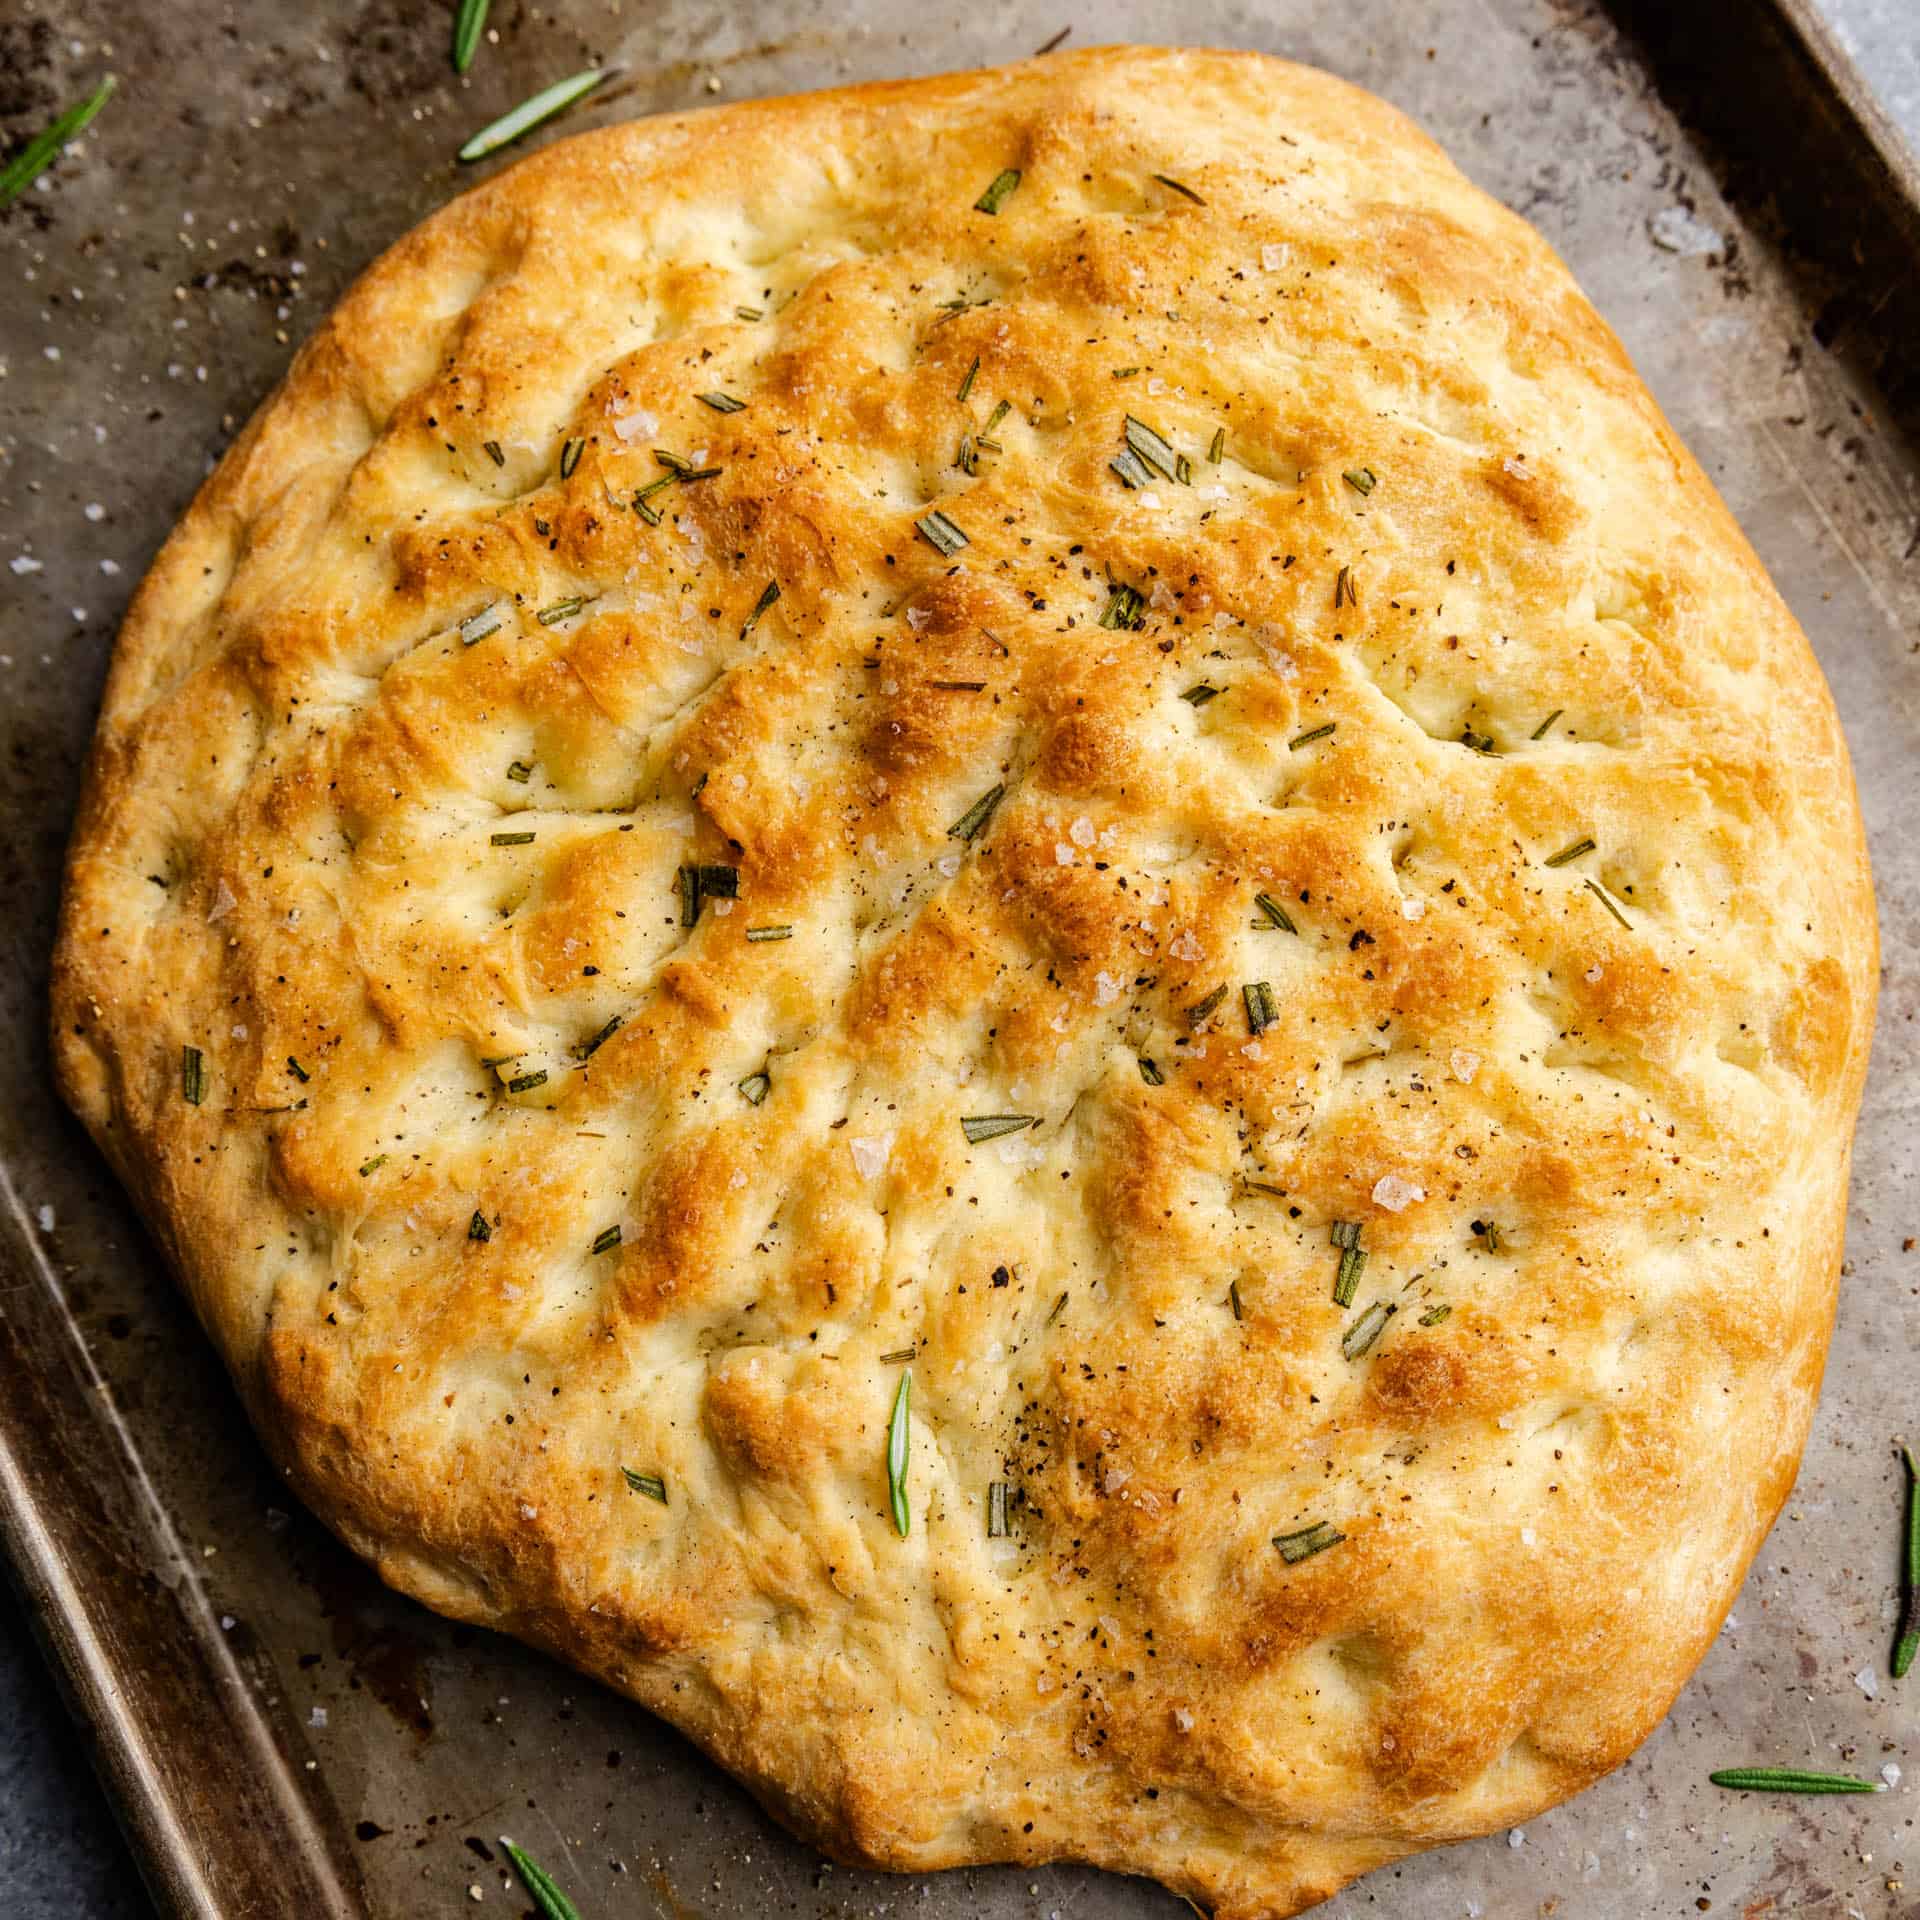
3 2 1917 1915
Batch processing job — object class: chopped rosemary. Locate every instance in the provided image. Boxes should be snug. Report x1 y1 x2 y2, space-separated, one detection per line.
1181 683 1220 707
359 1155 387 1177
506 1069 548 1093
1544 835 1597 868
1138 1057 1164 1085
631 475 674 523
983 398 1011 438
1175 452 1193 484
653 447 693 473
1274 1521 1344 1565
677 863 740 927
458 68 607 164
1585 877 1632 928
1254 891 1298 934
491 830 536 846
180 1045 206 1106
961 1114 1037 1144
1290 722 1336 750
287 1056 310 1083
735 304 764 321
468 1210 492 1242
741 578 780 639
698 390 745 413
1208 425 1226 463
1531 708 1564 740
1896 1446 1920 1678
887 1371 913 1537
1341 1299 1397 1360
947 783 1006 842
957 355 980 403
1473 1218 1503 1253
974 168 1021 215
1228 1278 1244 1321
460 603 503 646
483 439 506 467
559 435 585 478
745 924 793 942
916 509 970 557
500 1837 586 1920
957 432 980 476
1459 726 1496 755
930 680 988 691
452 0 489 72
987 1480 1010 1537
1708 1768 1879 1795
879 1346 916 1365
591 1225 622 1256
1186 984 1228 1028
1098 582 1146 630
1331 1221 1362 1248
1045 1291 1069 1326
1123 415 1179 480
1334 564 1358 609
573 1015 622 1061
1110 446 1155 490
737 1069 771 1106
1152 172 1206 205
621 1468 668 1504
1331 1222 1366 1307
536 596 586 626
1418 1302 1452 1326
1342 466 1377 497
0 75 116 214
1243 980 1278 1035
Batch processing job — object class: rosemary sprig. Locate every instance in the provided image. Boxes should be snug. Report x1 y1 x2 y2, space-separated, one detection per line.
1708 1768 1879 1795
0 75 117 214
961 1114 1037 1144
1895 1445 1920 1678
916 509 970 557
887 1371 913 1537
1274 1521 1344 1565
947 783 1005 842
452 0 489 73
500 1838 585 1920
180 1045 207 1106
458 68 607 164
974 169 1021 215
621 1468 667 1504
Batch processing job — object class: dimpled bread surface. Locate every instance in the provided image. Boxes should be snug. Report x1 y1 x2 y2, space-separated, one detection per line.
52 45 1876 1919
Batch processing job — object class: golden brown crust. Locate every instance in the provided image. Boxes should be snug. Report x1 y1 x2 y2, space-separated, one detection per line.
51 46 1876 1918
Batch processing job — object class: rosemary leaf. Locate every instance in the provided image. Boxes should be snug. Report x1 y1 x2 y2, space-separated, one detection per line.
180 1044 206 1106
1342 466 1377 497
741 578 780 639
1585 877 1632 928
1708 1768 1879 1795
1334 564 1358 609
506 759 533 783
1243 980 1278 1035
0 75 117 214
1544 835 1597 868
1182 683 1220 707
460 602 503 645
1418 1303 1452 1326
698 390 746 413
468 1210 492 1242
1208 425 1226 464
490 829 536 846
947 783 1006 842
621 1468 668 1504
1123 415 1179 480
1138 1056 1164 1086
745 924 793 942
1274 1520 1344 1565
1152 172 1206 205
737 1069 771 1106
1186 984 1228 1029
1290 722 1336 750
1229 1278 1244 1321
916 509 970 557
483 439 506 467
888 1370 913 1537
572 1014 622 1061
452 0 489 72
1531 708 1564 740
961 1113 1038 1144
1110 446 1155 491
500 1838 587 1920
1254 891 1298 934
735 304 764 321
879 1346 916 1365
559 435 585 478
287 1056 311 1083
506 1069 548 1094
974 168 1021 215
458 68 607 164
983 398 1011 438
1045 1291 1069 1326
536 595 586 626
987 1480 1010 1537
591 1224 622 1256
1341 1299 1396 1361
957 355 980 404
359 1154 387 1177
1098 582 1146 630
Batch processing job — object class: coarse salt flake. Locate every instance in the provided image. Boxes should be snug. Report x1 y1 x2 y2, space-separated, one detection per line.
611 406 657 441
849 1133 894 1178
1449 1048 1481 1084
1261 243 1289 270
1855 1666 1880 1700
1094 970 1126 1007
1372 1173 1425 1213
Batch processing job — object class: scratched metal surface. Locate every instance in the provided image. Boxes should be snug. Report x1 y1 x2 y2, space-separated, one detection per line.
1 2 1917 1916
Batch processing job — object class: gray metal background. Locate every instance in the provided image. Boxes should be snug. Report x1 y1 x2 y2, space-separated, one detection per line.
1 1 1917 1915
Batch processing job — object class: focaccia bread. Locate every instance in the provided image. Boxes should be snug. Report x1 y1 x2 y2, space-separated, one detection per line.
52 46 1877 1918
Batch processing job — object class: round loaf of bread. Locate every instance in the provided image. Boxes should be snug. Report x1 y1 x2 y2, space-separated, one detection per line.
53 46 1877 1918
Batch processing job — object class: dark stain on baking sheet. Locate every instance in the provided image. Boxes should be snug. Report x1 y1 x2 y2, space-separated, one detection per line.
290 1532 437 1740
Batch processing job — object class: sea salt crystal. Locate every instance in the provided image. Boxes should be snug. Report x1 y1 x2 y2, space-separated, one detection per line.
518 1502 538 1520
1585 964 1603 983
36 1205 54 1233
1449 1048 1481 1084
309 1706 328 1728
611 406 658 442
1103 1466 1131 1493
1372 1173 1425 1213
1094 970 1125 1007
849 1133 894 1178
1883 1762 1902 1789
84 503 105 522
1855 1666 1880 1700
1521 1527 1538 1547
1401 895 1426 921
1261 243 1289 270
1070 815 1097 847
10 555 42 575
1054 843 1076 866
207 877 237 922
1170 929 1203 963
937 854 961 878
1139 489 1163 511
1508 1828 1526 1849
1173 1707 1195 1732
